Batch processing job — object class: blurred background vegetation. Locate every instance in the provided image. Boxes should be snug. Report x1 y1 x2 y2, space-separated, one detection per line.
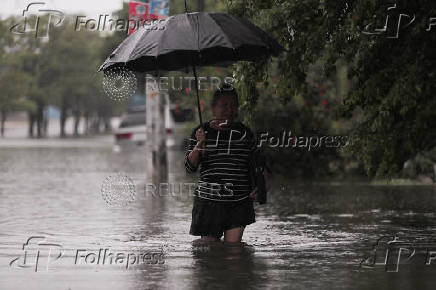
0 0 435 182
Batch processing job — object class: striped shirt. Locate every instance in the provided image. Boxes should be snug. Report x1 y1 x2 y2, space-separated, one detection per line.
184 121 256 202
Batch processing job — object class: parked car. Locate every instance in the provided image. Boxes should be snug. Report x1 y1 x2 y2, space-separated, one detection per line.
114 95 191 150
114 106 147 149
168 104 195 150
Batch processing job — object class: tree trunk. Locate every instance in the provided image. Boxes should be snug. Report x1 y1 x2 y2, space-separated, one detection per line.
60 99 67 138
91 116 100 133
103 116 112 133
43 116 48 137
0 110 6 137
73 110 80 136
36 102 44 138
84 113 89 135
28 112 35 138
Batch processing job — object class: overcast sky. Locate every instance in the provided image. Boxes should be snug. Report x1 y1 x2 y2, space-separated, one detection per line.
1 0 124 19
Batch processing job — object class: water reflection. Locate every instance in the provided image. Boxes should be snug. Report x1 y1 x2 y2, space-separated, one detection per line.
1 136 436 289
189 241 262 289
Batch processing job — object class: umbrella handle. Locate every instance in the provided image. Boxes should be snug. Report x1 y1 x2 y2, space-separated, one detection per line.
192 64 203 128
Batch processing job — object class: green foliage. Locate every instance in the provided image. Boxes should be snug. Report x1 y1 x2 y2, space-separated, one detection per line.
0 12 126 136
226 0 436 179
170 0 228 14
227 0 347 179
0 69 35 113
41 19 104 109
330 0 436 177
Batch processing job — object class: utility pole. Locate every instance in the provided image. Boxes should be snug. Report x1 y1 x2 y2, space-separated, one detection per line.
197 0 205 12
146 74 168 186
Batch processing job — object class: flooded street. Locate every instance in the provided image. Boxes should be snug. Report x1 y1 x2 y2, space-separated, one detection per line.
1 136 436 290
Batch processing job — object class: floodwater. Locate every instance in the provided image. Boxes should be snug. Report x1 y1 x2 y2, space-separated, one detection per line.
1 135 436 290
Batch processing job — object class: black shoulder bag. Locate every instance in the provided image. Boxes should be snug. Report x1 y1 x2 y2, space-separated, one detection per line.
249 148 271 204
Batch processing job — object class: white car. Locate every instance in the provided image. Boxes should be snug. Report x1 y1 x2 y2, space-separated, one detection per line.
114 103 175 150
114 107 147 148
114 91 196 151
168 104 195 150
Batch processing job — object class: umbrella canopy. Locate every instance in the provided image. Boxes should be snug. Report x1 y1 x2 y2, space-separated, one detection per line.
99 11 284 127
99 12 284 72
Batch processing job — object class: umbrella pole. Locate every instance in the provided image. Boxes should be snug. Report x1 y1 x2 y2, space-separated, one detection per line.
192 64 203 127
192 63 207 159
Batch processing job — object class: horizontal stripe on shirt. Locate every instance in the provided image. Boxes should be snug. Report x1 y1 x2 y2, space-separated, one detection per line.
184 121 256 202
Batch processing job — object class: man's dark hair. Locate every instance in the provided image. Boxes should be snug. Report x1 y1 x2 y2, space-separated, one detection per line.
210 83 239 108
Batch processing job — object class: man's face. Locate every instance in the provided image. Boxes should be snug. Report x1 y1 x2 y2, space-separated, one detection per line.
212 94 238 122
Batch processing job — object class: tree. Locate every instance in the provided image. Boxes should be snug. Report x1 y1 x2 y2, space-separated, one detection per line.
226 0 347 178
0 69 35 137
326 0 436 177
0 17 40 137
226 0 436 178
41 16 106 137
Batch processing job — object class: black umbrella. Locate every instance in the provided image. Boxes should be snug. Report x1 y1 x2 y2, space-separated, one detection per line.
99 9 284 126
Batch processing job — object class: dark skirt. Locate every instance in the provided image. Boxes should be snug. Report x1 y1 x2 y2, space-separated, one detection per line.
189 196 256 239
